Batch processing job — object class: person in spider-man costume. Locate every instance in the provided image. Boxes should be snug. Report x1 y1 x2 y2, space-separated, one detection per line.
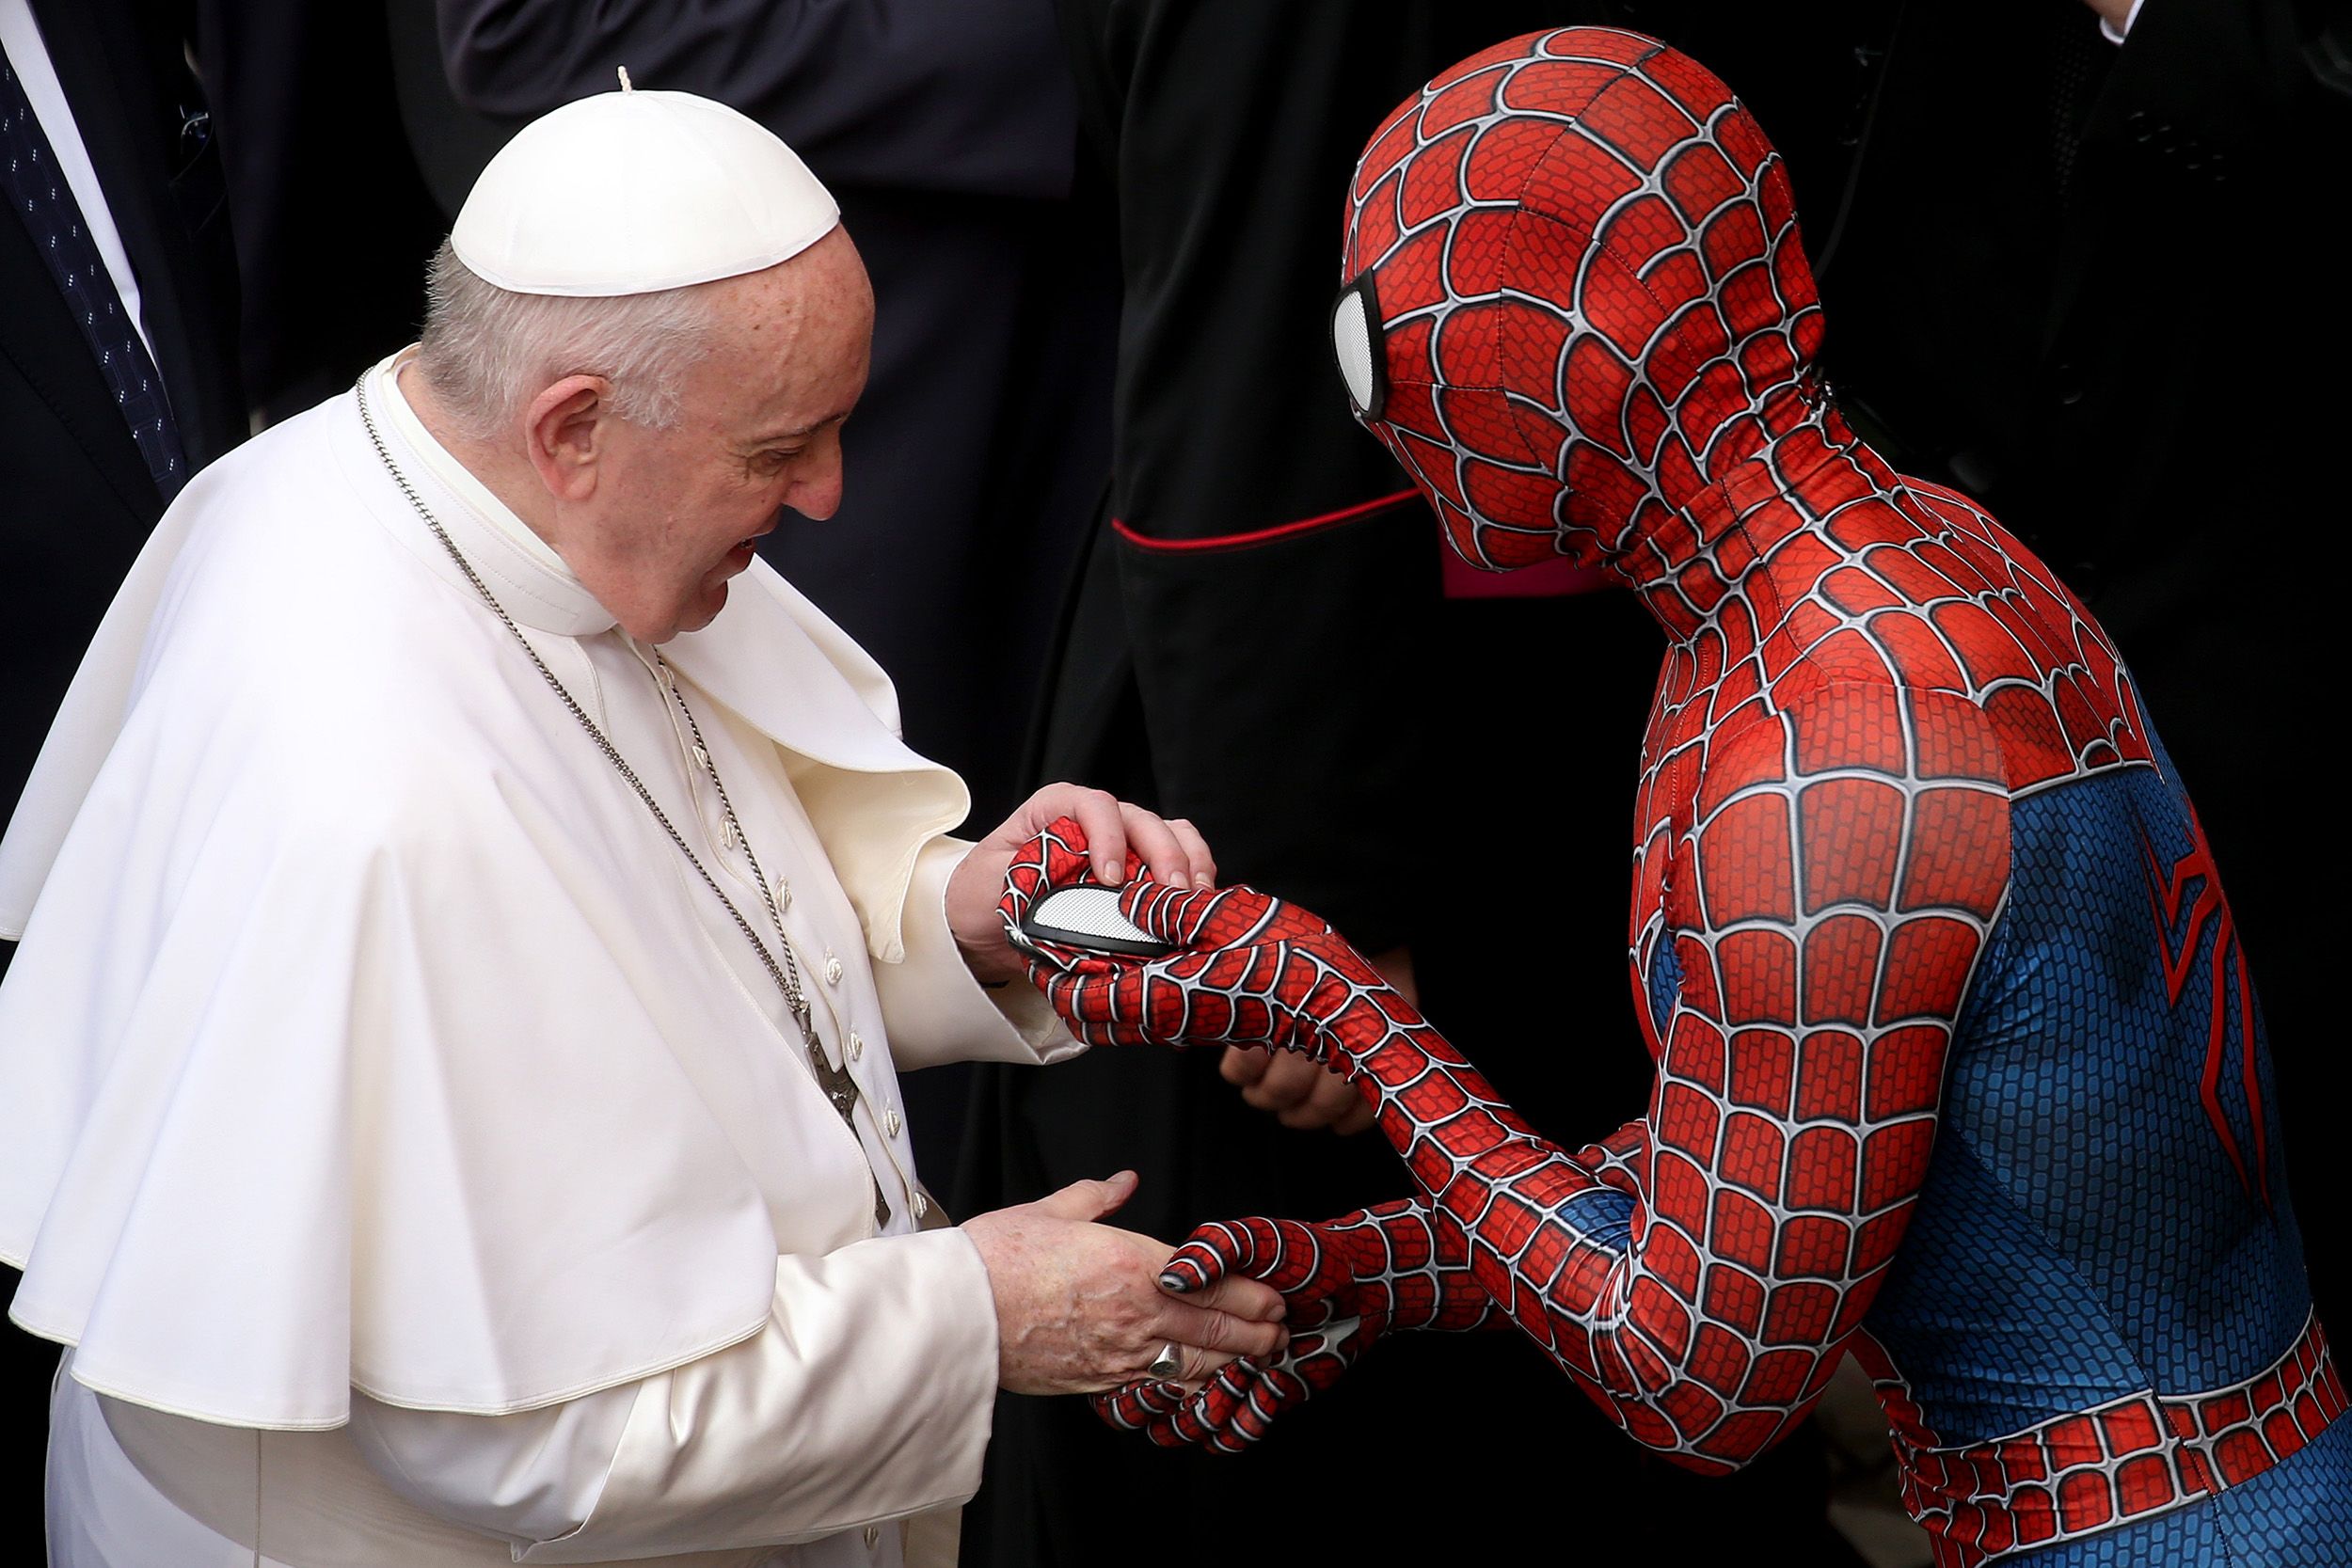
998 26 2350 1567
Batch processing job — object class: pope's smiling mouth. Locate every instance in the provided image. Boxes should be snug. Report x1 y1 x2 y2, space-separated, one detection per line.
738 514 784 554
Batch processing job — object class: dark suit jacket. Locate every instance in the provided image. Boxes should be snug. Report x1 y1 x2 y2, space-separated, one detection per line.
1 0 244 837
2 0 244 1546
190 0 444 420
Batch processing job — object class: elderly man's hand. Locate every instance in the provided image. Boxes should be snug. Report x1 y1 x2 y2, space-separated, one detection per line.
948 784 1214 986
960 1171 1288 1394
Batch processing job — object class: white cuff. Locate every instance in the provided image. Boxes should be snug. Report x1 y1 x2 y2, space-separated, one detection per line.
870 836 1080 1070
2101 0 2145 44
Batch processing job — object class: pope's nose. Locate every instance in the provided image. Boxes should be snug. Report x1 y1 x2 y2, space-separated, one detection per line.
787 447 847 522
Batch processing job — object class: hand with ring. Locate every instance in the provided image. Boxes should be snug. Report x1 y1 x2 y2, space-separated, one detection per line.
960 1169 1288 1395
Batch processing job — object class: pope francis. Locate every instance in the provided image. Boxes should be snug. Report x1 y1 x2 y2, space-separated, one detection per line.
0 84 1283 1566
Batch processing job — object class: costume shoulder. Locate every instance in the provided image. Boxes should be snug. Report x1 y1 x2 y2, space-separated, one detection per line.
0 393 780 1429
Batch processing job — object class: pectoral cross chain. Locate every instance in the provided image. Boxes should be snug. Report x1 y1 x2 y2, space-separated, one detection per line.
792 1004 890 1229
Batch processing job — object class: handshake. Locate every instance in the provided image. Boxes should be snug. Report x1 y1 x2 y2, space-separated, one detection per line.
979 816 1511 1450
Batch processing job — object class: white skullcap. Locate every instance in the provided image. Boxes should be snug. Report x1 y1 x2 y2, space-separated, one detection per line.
451 72 839 296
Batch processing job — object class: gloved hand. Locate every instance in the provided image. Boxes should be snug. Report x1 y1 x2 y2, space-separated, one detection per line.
997 816 1401 1065
1092 1199 1497 1451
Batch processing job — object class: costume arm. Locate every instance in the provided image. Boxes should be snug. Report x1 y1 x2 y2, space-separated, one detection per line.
433 0 1073 200
1092 1129 1644 1448
347 1230 999 1559
1031 687 2011 1467
1572 1121 1650 1196
1419 690 2009 1467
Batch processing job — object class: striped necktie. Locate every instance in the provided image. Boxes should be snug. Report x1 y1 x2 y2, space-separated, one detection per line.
2 42 187 499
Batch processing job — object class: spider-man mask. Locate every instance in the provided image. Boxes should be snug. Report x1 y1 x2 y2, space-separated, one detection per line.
1333 27 1827 577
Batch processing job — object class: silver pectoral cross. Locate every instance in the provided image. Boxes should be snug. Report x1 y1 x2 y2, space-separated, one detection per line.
796 1012 890 1229
805 1041 862 1125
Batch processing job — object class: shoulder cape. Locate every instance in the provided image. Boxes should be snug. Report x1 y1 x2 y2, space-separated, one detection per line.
0 386 970 1428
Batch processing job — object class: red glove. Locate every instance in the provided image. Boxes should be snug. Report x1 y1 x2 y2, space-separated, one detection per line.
1093 1199 1498 1452
997 816 1398 1064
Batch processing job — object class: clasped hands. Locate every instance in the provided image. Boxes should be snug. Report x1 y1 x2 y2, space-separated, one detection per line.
988 814 1494 1448
953 786 1296 1397
992 813 1393 1062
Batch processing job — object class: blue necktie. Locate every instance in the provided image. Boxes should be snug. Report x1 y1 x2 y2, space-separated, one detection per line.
2 42 187 500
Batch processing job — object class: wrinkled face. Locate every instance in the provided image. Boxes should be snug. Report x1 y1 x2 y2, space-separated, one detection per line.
563 229 873 642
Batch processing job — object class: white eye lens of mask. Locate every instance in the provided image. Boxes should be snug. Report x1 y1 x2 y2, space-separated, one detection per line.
1331 277 1383 418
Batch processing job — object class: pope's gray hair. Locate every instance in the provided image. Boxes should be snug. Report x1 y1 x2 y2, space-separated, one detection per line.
414 240 718 444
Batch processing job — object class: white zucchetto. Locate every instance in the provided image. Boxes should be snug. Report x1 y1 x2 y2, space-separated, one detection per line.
450 72 840 297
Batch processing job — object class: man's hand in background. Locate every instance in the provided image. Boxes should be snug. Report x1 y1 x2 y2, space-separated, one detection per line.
1217 945 1415 1135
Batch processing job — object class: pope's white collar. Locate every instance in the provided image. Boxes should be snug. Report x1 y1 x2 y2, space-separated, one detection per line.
364 350 619 639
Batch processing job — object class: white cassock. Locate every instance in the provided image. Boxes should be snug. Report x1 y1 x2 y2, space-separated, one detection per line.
0 350 1083 1567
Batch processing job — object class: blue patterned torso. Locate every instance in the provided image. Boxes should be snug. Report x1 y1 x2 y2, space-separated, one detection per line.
1860 735 2351 1562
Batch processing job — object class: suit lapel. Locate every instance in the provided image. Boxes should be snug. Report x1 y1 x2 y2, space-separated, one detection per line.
0 198 160 528
27 0 237 467
2044 0 2236 352
2045 24 2128 347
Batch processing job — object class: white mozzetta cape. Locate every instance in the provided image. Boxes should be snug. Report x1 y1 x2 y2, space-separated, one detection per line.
0 368 1070 1434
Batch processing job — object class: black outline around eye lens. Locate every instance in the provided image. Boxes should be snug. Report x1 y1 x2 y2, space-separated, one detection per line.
1332 272 1387 421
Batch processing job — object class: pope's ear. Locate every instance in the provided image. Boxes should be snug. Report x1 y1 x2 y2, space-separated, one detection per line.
521 375 611 501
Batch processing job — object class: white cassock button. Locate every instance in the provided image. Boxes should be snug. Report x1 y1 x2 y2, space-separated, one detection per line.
691 743 709 771
913 1190 930 1220
863 1526 880 1550
884 1109 902 1138
848 1031 864 1060
824 955 843 986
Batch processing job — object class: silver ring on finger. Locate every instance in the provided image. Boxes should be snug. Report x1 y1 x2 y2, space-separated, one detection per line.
1146 1342 1183 1381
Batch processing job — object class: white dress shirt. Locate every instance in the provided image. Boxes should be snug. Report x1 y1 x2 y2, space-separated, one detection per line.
2101 0 2148 46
